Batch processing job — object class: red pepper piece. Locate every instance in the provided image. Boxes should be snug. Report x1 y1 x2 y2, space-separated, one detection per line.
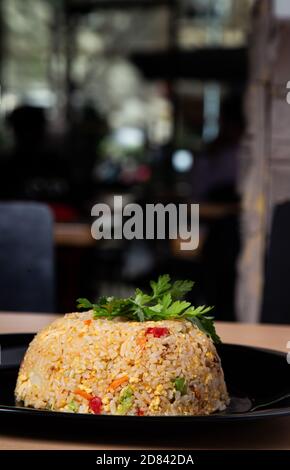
89 396 102 414
145 327 169 338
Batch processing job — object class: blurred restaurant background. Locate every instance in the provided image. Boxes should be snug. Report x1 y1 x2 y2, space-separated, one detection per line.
0 0 290 324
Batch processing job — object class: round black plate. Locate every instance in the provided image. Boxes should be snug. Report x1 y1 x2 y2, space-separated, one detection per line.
0 333 290 430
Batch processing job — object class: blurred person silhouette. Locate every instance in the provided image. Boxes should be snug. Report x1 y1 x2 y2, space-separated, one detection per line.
67 103 108 208
192 92 245 321
0 105 68 202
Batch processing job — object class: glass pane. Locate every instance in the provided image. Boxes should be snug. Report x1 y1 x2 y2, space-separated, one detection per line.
179 0 254 48
3 0 51 92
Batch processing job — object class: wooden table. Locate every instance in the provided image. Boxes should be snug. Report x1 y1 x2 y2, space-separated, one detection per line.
54 223 95 247
1 312 290 450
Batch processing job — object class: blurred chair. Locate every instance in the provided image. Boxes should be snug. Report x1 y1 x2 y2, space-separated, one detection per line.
0 202 55 312
261 201 290 323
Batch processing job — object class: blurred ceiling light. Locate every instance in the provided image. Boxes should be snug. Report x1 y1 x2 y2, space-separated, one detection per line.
172 149 194 173
22 88 56 108
113 127 144 150
111 98 145 129
78 30 103 54
149 119 172 145
147 95 172 145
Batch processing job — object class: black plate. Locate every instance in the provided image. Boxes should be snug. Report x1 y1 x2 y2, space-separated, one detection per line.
0 333 290 430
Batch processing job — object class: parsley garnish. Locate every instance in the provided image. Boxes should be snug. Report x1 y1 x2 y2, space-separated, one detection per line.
77 274 220 343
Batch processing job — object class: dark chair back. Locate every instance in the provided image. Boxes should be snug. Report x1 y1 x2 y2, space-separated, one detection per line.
0 202 54 312
261 201 290 323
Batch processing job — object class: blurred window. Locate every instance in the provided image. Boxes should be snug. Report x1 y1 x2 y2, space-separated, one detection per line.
2 0 52 111
179 0 254 48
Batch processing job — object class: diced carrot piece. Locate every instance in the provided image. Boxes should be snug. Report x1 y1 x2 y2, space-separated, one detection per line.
108 375 129 391
136 336 147 348
74 388 93 401
84 319 92 326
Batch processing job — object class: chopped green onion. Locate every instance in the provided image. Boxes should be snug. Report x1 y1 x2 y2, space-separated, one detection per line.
117 386 134 414
68 400 78 412
174 377 187 395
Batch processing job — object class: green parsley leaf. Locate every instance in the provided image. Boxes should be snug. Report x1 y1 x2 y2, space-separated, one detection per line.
150 274 171 299
76 275 221 343
166 300 191 317
170 280 194 300
76 298 94 309
188 316 221 344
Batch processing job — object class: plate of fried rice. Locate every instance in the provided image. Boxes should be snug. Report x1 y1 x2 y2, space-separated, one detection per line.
1 276 290 427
